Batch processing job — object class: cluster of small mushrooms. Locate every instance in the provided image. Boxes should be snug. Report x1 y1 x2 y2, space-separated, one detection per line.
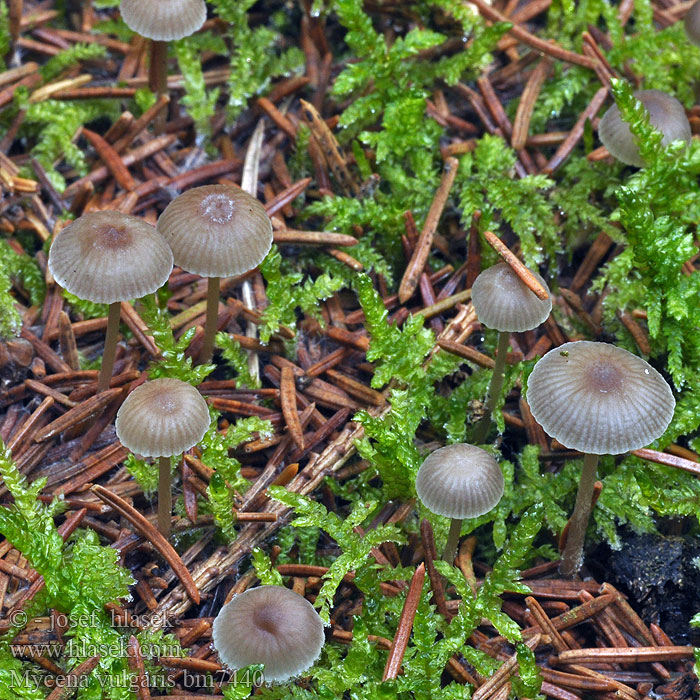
40 0 690 683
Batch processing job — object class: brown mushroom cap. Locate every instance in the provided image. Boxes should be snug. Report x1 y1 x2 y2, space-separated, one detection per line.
115 378 210 457
598 90 691 168
48 211 173 304
471 263 552 332
120 0 206 41
415 443 504 520
156 185 273 278
685 0 700 47
526 341 675 455
212 586 325 683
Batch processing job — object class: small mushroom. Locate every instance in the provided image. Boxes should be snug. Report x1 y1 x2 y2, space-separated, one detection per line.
526 341 675 576
212 585 325 683
598 89 691 168
685 0 700 47
157 185 273 363
120 0 206 133
115 377 210 538
415 443 504 563
471 262 552 443
48 211 173 393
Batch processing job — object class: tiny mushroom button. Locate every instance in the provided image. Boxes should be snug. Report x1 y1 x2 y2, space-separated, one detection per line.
416 443 505 564
116 377 210 539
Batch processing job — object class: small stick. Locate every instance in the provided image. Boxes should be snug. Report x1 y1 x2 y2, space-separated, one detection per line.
82 129 135 191
126 636 152 700
469 0 596 69
45 656 101 700
92 485 201 605
280 366 304 450
382 563 426 680
456 536 478 597
557 647 695 664
438 339 495 369
419 519 450 620
398 158 459 303
483 231 548 299
543 87 608 174
272 228 358 246
631 448 700 477
512 58 551 150
33 389 121 442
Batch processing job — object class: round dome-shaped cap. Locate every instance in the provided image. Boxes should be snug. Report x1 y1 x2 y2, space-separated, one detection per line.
471 263 552 332
598 90 691 168
415 443 504 520
156 185 273 278
526 341 675 455
685 0 700 47
48 211 173 304
212 586 325 683
120 0 206 41
115 378 210 457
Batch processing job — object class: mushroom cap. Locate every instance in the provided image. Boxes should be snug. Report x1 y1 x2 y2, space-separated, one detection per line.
115 378 210 457
212 586 325 683
48 211 173 304
471 263 552 332
156 185 273 278
120 0 206 41
685 0 700 47
415 443 504 520
526 341 675 455
598 89 691 168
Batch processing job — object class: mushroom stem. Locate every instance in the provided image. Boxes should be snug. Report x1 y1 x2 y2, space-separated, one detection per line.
473 330 510 444
200 276 221 364
559 452 599 577
443 518 463 563
158 455 172 539
149 40 168 135
98 302 121 393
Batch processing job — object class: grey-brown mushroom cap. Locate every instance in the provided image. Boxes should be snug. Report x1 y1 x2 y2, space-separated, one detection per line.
471 263 552 332
120 0 206 41
415 443 505 520
212 586 325 683
526 341 675 455
48 211 173 304
156 185 273 278
685 0 700 47
115 378 210 457
598 90 691 168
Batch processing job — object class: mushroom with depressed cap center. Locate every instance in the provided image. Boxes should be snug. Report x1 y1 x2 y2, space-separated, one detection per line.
415 443 505 563
471 262 552 444
526 341 675 576
157 185 273 363
212 585 325 683
116 377 210 539
48 211 173 393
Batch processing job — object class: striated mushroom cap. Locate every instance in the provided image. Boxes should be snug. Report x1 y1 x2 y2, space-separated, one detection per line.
212 585 325 683
685 0 700 47
48 211 173 304
598 89 691 168
526 341 675 455
115 378 210 457
157 185 273 278
415 443 504 520
471 263 552 332
120 0 206 41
